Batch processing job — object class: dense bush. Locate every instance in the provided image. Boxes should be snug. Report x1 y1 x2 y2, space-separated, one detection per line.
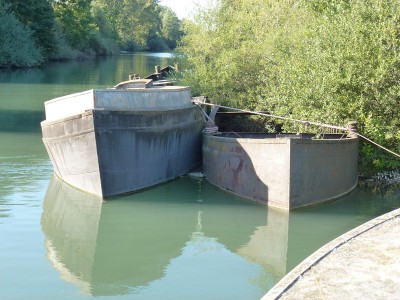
176 0 400 175
0 3 43 67
5 0 56 58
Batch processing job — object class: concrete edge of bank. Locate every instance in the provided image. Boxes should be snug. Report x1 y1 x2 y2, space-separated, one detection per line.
261 207 400 300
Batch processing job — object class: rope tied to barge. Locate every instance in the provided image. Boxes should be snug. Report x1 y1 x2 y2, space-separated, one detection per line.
192 98 400 159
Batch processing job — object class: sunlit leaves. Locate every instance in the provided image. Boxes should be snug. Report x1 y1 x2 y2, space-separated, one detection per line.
92 0 165 51
178 0 400 173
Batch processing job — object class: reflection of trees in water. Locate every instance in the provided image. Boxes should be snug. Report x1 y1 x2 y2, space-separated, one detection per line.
355 183 400 218
0 111 44 132
41 175 288 297
360 181 400 197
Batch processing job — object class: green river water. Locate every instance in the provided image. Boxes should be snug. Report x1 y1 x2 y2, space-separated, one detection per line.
0 53 399 300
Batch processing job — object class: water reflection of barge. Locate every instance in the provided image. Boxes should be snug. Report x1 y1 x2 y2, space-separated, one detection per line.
203 132 359 210
41 79 203 197
41 175 286 297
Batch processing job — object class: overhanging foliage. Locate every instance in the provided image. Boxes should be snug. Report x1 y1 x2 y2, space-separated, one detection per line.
176 0 400 174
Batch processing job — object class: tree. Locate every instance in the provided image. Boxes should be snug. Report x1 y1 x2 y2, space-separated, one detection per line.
177 0 400 174
89 1 119 54
91 1 117 41
177 0 270 108
160 7 182 49
5 0 56 59
259 0 400 173
51 0 96 51
0 2 43 67
93 0 162 51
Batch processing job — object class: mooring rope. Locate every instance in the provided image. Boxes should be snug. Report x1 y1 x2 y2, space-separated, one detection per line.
197 103 214 122
193 100 348 131
193 100 400 159
355 132 400 159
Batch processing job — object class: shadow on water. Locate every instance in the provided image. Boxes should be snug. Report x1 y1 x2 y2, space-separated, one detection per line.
41 175 290 299
0 110 44 133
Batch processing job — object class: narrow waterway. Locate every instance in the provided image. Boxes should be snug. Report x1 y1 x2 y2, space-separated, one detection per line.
0 53 399 300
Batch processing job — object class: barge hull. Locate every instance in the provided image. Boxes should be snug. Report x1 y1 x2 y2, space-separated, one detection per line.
42 106 203 197
203 133 359 210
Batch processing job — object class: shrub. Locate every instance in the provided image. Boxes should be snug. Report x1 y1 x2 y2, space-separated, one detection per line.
177 0 400 174
0 3 43 67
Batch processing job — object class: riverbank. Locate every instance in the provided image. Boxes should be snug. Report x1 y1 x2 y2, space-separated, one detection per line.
359 172 400 194
263 207 400 299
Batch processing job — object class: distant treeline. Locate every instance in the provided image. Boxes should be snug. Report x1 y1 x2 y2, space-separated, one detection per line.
0 0 182 68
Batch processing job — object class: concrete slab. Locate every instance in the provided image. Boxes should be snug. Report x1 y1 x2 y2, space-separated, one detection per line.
262 208 400 299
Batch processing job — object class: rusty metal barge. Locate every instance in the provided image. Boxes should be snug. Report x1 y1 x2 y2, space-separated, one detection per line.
202 132 359 210
41 79 204 197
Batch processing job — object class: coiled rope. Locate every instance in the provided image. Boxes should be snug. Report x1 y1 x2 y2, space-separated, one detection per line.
193 99 400 159
196 101 219 134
